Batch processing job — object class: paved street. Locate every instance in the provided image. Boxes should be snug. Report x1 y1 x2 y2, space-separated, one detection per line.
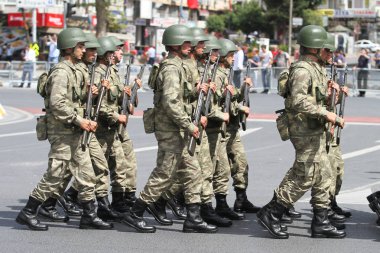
0 87 379 253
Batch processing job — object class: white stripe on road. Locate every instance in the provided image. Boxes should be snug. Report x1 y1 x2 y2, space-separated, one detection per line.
342 142 380 160
0 130 35 138
240 127 262 137
135 146 158 153
0 106 35 126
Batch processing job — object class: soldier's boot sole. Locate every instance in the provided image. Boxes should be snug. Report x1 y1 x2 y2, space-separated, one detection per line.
16 216 48 231
257 217 289 239
79 223 113 230
182 226 218 233
311 231 346 238
146 205 173 226
121 216 156 233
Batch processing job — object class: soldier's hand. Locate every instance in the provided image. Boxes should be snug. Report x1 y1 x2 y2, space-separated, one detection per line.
89 121 98 132
209 82 217 93
225 85 235 96
192 126 200 138
200 116 208 129
223 112 230 123
124 86 132 96
341 86 349 96
242 106 250 115
326 112 345 128
91 85 99 96
118 114 128 124
244 77 253 87
79 119 92 131
101 79 110 90
135 78 142 89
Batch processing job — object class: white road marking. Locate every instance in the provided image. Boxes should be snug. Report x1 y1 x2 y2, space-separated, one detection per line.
342 144 380 160
239 127 262 137
0 130 35 138
135 146 158 153
0 106 35 126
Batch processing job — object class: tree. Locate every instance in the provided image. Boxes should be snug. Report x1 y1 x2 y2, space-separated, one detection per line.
231 1 265 35
206 14 226 33
95 0 109 37
302 9 323 26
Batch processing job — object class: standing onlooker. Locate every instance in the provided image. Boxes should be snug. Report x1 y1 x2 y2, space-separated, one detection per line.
16 44 36 88
5 44 14 62
259 44 273 93
233 43 244 88
46 34 59 67
147 45 156 65
248 47 260 93
354 49 370 97
273 48 290 79
333 50 346 85
374 49 380 69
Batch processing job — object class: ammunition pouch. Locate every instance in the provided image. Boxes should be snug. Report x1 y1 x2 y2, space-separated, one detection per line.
36 115 48 141
275 109 290 141
143 108 155 134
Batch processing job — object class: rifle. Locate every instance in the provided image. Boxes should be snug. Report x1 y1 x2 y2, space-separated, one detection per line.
326 59 337 153
204 56 220 116
187 52 212 156
117 57 133 139
220 66 234 138
240 62 251 131
336 65 347 145
128 64 146 114
86 55 113 146
81 56 97 151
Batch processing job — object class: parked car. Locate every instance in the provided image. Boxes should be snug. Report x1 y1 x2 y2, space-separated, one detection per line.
354 40 380 52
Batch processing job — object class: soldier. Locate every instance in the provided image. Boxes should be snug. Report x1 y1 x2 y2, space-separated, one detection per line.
207 39 244 221
15 28 112 230
122 24 216 233
256 25 346 239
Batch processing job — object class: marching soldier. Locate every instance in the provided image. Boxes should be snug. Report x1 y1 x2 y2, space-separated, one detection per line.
15 28 112 230
256 25 346 239
122 24 216 233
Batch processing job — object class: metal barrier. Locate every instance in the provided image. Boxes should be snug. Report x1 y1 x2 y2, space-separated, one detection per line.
0 61 379 97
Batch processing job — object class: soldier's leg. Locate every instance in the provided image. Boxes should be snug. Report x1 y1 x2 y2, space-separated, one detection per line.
227 131 260 213
121 131 138 203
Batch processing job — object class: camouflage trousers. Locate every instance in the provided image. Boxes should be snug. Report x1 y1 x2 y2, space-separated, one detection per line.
55 134 110 198
119 130 137 193
328 143 344 196
31 133 97 202
275 135 333 209
207 130 230 195
96 130 127 193
140 137 202 205
161 130 215 203
226 130 249 190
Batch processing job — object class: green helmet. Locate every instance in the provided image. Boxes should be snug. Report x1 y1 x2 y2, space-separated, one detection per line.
57 28 88 50
323 33 336 51
190 27 209 46
204 35 221 54
97 37 117 56
162 25 193 46
297 25 327 49
108 36 124 47
218 39 237 57
85 33 100 49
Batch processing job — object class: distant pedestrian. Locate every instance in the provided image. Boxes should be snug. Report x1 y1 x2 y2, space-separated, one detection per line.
374 49 380 69
248 48 260 93
5 44 13 62
16 44 36 88
333 50 346 84
354 49 370 97
147 45 156 65
46 34 59 67
273 48 290 79
233 43 244 88
259 45 272 93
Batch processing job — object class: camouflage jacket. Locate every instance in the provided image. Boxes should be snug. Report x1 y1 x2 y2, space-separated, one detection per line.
285 56 329 137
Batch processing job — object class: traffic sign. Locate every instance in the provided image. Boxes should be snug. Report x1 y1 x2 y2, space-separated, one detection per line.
16 0 55 9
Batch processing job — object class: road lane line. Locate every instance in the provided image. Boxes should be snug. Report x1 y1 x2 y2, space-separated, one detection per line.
342 144 380 160
240 127 262 137
0 130 35 138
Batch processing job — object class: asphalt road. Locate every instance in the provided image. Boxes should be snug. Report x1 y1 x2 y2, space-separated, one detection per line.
0 87 379 253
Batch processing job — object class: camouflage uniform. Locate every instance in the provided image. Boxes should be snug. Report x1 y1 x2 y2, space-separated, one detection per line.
30 60 97 202
275 56 333 209
328 138 344 196
139 54 202 205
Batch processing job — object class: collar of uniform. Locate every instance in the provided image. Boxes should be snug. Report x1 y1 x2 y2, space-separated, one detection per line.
217 66 229 76
75 61 88 72
61 60 76 72
166 53 182 65
98 63 107 71
299 55 317 63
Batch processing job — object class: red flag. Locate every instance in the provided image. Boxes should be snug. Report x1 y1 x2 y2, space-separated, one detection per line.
187 0 198 9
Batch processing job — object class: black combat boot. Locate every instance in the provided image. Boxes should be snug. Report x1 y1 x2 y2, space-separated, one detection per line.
234 188 261 213
183 203 218 233
38 197 69 222
256 196 289 239
122 198 156 233
280 213 293 224
111 192 130 213
166 194 187 220
331 196 352 218
79 200 113 230
200 202 232 227
97 196 123 222
63 187 81 209
285 206 302 218
146 197 173 226
57 195 82 216
124 191 137 208
328 209 346 223
367 191 380 226
215 194 245 220
311 208 346 238
15 196 48 231
16 83 24 88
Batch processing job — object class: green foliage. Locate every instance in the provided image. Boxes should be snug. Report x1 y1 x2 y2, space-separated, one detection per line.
231 1 265 35
206 15 226 33
302 9 323 26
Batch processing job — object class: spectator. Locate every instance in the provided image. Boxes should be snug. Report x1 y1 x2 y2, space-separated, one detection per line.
147 45 156 65
5 44 14 62
259 44 273 94
333 50 346 85
354 49 370 97
374 49 380 69
233 43 244 88
160 51 167 62
46 34 59 67
273 48 290 79
248 47 260 93
16 44 36 88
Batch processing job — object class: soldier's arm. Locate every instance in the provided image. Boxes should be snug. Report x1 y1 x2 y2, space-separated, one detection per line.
161 66 194 133
48 70 84 126
289 68 327 118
